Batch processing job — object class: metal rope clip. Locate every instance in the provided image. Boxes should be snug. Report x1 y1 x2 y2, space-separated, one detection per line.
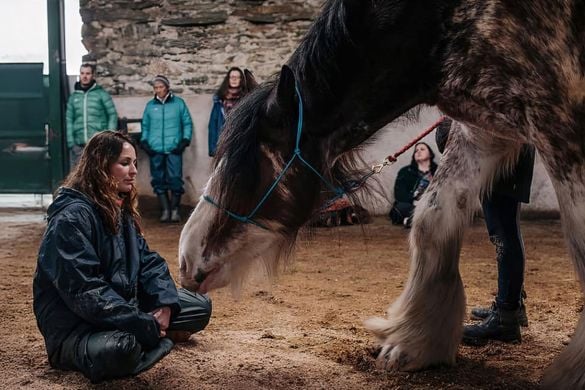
371 158 391 174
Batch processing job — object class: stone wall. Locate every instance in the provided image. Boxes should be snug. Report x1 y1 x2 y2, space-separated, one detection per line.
79 0 324 95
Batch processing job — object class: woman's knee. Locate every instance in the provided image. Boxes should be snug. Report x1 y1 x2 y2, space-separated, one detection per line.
170 288 212 332
85 331 142 382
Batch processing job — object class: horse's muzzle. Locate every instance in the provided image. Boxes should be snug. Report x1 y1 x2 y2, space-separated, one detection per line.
180 267 211 293
194 268 209 284
179 276 200 292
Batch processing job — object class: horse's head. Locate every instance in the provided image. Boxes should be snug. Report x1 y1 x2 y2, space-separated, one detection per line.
179 67 328 293
180 0 453 293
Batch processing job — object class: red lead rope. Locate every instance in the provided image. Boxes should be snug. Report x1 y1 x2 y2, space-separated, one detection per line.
320 116 447 209
372 116 446 173
387 116 446 162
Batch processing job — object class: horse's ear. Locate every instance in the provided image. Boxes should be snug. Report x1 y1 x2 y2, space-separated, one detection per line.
243 69 258 92
275 65 296 110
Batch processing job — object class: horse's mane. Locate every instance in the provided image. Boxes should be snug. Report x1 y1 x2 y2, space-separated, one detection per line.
288 0 355 101
212 84 274 217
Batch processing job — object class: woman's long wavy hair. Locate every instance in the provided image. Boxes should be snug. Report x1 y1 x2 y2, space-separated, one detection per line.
63 131 140 234
216 67 254 99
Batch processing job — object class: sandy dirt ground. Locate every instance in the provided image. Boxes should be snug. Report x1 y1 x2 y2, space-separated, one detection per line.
0 204 580 389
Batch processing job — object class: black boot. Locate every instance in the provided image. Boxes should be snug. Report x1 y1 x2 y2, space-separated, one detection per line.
157 193 170 223
131 338 174 376
463 303 521 346
471 290 528 327
170 193 182 223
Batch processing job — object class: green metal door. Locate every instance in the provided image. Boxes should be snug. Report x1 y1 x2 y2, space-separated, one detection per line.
0 63 53 193
0 0 68 194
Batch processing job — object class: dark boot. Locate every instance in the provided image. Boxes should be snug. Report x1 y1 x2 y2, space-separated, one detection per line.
157 193 170 223
471 290 528 327
131 338 174 376
170 193 182 223
463 303 521 346
471 302 528 327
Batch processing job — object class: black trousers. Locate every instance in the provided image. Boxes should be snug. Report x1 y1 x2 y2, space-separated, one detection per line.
388 201 415 225
482 193 525 311
53 289 211 383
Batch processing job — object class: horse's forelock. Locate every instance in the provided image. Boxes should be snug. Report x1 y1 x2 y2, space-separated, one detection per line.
206 85 277 241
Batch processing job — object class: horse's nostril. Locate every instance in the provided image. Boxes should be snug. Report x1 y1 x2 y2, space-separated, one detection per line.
194 268 208 283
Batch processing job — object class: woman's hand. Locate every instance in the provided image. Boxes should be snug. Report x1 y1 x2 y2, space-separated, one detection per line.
151 306 172 337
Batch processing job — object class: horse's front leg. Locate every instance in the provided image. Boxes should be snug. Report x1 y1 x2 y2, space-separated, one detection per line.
539 142 585 388
366 123 517 371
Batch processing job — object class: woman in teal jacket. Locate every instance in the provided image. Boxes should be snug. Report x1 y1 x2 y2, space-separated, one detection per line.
140 75 193 222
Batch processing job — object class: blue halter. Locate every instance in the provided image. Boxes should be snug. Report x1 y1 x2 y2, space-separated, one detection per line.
204 80 346 230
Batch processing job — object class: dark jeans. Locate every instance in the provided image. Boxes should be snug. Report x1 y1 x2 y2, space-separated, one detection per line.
482 193 525 311
69 144 85 169
149 153 184 195
52 289 211 383
388 201 414 225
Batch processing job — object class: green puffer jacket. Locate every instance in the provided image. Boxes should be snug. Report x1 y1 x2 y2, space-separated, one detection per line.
66 82 118 148
140 94 193 154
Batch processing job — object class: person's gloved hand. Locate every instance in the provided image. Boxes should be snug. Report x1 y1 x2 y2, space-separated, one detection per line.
171 138 190 155
140 141 156 157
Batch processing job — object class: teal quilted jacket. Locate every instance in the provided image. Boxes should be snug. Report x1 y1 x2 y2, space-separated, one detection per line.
140 94 193 153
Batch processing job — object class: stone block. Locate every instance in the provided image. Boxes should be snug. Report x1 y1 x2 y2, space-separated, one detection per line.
161 12 228 27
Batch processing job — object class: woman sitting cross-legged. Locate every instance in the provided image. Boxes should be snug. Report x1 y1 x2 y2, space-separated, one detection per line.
388 142 438 228
33 131 211 383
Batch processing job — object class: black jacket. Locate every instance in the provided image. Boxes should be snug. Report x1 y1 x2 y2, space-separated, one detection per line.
394 163 438 204
33 188 180 363
435 118 535 203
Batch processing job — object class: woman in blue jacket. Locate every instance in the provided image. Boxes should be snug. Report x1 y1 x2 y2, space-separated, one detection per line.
208 67 256 156
33 131 211 383
141 75 193 222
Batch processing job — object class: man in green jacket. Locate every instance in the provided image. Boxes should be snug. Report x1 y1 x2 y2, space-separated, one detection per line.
66 63 118 168
140 75 193 223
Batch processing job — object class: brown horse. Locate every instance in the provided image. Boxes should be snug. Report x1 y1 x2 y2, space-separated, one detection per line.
179 0 585 386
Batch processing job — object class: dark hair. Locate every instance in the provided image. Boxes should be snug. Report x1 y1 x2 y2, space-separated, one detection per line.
63 131 140 234
216 67 253 100
410 142 436 167
80 63 96 74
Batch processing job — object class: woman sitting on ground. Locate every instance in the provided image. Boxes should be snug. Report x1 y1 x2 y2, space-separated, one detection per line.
33 131 211 383
388 141 438 227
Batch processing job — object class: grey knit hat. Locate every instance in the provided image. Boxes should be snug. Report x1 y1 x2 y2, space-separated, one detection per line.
152 75 170 88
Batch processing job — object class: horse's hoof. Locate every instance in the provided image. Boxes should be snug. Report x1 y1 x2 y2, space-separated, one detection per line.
376 343 413 371
366 315 458 372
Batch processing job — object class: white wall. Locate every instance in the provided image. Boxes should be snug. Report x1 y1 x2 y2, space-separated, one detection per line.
113 97 559 216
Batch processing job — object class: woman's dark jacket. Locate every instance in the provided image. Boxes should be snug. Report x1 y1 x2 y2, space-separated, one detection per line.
33 188 180 363
394 163 438 204
208 94 225 157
